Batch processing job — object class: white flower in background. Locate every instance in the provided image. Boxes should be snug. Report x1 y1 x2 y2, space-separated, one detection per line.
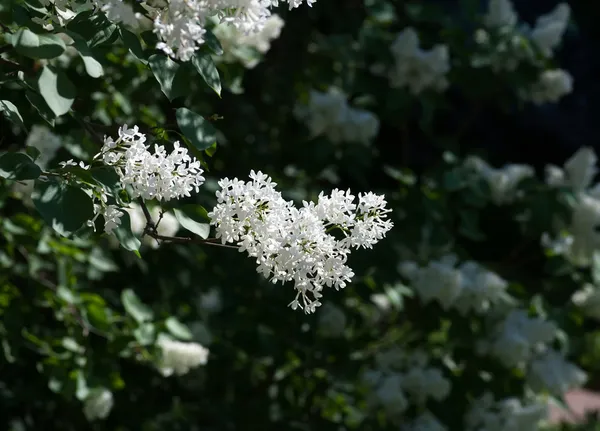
212 14 284 68
484 0 518 29
402 256 509 314
481 310 557 368
530 3 570 57
465 392 548 431
401 255 463 310
197 288 223 313
208 171 392 313
295 88 380 146
565 194 600 267
545 146 597 194
403 412 448 431
83 388 114 421
127 203 180 248
520 69 573 105
95 125 205 202
317 303 346 337
388 27 450 95
93 0 139 28
25 125 62 169
365 350 451 422
453 261 510 315
465 156 534 205
374 374 408 417
158 337 210 376
527 350 587 396
572 284 600 321
543 147 600 266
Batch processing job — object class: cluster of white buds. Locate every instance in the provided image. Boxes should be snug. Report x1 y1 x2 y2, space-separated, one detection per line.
388 27 450 95
94 125 205 202
295 88 380 146
208 171 393 313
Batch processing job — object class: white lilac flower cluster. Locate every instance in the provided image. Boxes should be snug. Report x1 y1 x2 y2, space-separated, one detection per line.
474 0 573 104
208 171 393 313
465 392 548 431
362 349 451 423
388 27 450 95
294 88 380 146
399 255 511 315
464 156 534 205
158 337 210 376
543 147 600 267
95 124 205 202
33 0 313 62
148 0 314 61
211 14 285 69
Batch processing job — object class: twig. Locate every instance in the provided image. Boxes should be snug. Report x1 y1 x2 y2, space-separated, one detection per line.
138 199 238 250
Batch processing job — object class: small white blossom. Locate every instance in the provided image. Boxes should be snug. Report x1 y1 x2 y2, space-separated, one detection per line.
158 338 210 376
83 389 113 421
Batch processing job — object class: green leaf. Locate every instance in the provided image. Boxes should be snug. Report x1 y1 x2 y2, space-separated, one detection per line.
0 100 24 128
84 302 111 332
204 29 223 55
0 152 42 180
68 11 118 47
114 211 141 252
26 90 56 126
68 32 104 78
37 66 76 117
175 107 218 151
121 289 153 323
165 317 193 340
32 181 94 237
191 50 221 96
8 28 66 59
174 205 210 239
148 54 181 101
25 146 41 161
205 142 217 157
133 323 155 345
119 27 146 62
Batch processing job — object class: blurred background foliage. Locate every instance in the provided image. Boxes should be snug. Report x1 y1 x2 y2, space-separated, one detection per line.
3 0 600 429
